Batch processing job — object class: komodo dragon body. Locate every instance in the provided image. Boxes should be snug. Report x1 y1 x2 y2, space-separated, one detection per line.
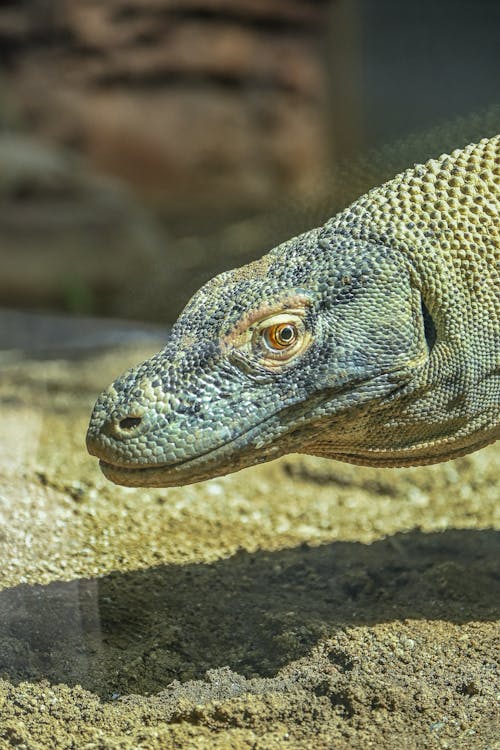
87 136 500 487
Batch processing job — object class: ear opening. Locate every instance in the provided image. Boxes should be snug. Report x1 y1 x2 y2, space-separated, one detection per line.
421 297 437 352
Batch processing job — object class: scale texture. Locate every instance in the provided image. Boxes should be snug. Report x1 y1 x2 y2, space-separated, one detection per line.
87 136 499 487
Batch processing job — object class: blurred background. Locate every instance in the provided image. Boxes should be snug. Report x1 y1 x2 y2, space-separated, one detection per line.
0 0 499 325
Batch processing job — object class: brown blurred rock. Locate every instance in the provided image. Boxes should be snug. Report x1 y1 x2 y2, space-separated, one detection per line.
0 0 334 227
0 133 167 318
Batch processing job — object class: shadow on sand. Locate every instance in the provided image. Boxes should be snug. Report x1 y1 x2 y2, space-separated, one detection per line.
1 527 498 698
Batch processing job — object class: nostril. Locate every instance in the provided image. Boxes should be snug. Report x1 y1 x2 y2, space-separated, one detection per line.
118 416 142 431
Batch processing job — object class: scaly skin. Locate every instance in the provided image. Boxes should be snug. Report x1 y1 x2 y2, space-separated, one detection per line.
87 136 499 487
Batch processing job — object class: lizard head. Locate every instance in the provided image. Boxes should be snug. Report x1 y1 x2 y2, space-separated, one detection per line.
87 227 431 487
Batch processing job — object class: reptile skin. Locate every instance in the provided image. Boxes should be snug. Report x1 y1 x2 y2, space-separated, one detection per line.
87 136 500 487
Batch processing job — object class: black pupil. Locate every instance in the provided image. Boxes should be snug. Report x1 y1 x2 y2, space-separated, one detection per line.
279 325 295 343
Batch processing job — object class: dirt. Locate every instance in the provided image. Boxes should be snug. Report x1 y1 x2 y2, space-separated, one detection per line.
0 339 498 749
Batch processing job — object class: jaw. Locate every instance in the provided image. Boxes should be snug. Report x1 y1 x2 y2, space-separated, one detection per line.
92 394 305 487
98 435 288 487
101 416 490 486
94 370 411 487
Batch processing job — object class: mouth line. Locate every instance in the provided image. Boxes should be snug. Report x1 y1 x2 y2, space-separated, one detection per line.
98 409 281 477
97 368 407 478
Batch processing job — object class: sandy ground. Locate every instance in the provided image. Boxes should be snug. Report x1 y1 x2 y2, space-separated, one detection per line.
0 334 498 749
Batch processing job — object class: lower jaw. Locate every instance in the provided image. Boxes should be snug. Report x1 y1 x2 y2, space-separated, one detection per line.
98 438 284 488
99 458 222 488
96 410 300 488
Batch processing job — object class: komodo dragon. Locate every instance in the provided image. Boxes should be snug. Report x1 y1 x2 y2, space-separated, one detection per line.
87 136 499 487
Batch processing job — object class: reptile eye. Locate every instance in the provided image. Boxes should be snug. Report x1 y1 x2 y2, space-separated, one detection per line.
263 322 298 350
232 307 312 369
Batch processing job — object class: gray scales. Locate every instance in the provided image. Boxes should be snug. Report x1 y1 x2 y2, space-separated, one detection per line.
87 136 500 486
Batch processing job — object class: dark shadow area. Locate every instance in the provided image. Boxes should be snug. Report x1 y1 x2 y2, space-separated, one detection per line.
1 528 498 699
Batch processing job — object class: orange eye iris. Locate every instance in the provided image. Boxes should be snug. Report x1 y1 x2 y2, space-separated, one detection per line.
264 322 298 350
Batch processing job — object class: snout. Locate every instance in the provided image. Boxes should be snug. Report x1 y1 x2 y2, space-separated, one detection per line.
86 391 154 465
